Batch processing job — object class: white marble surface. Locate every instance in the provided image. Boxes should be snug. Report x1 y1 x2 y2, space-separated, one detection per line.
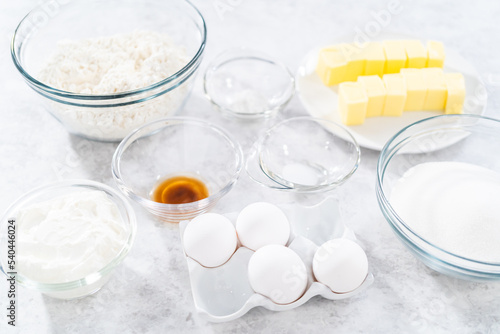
2 0 500 333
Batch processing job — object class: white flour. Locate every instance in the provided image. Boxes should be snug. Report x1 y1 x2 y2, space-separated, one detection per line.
390 161 500 263
37 31 189 140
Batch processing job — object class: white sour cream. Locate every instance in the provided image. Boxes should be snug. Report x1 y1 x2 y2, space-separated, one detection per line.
17 190 127 283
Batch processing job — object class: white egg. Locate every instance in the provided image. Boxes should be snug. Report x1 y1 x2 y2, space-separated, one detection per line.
236 202 290 250
313 238 368 293
248 244 307 305
183 213 237 268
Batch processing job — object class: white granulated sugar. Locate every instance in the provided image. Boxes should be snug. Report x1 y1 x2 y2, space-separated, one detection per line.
37 31 190 140
390 161 500 263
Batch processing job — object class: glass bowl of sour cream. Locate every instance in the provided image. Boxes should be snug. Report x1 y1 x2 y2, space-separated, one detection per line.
0 180 136 299
376 114 500 281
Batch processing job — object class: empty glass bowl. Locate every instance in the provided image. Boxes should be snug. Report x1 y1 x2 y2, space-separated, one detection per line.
11 0 206 141
377 114 500 281
112 117 244 223
246 117 361 192
203 48 295 119
0 180 136 299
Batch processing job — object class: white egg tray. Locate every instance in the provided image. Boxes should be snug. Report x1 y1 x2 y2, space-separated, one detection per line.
179 197 374 323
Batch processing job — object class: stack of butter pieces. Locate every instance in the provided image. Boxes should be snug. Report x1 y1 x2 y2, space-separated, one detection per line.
339 68 466 125
315 40 466 126
316 40 445 85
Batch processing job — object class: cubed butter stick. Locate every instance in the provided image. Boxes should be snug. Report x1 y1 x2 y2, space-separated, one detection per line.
422 68 447 110
339 43 365 82
358 75 386 117
401 68 427 111
338 82 368 125
427 41 445 68
362 42 386 76
316 47 347 86
444 73 466 114
383 41 407 74
382 74 406 116
405 40 427 68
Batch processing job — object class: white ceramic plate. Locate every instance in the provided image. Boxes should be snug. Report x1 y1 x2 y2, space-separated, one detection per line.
179 197 373 323
295 40 487 151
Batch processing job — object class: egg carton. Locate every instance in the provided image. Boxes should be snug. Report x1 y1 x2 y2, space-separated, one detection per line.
179 197 374 322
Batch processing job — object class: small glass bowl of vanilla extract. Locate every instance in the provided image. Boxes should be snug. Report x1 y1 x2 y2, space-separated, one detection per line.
151 175 209 205
112 117 244 223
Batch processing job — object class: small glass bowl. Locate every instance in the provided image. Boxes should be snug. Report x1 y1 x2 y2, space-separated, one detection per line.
0 180 136 299
112 117 244 223
377 114 500 281
203 48 295 119
11 0 206 142
246 116 361 192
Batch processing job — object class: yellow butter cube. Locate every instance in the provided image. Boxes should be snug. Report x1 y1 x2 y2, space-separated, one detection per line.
382 74 406 116
427 41 445 68
405 40 427 68
383 41 407 74
338 82 368 125
444 73 466 114
401 68 427 110
316 47 347 86
358 75 386 117
339 43 365 82
362 42 386 76
422 68 447 110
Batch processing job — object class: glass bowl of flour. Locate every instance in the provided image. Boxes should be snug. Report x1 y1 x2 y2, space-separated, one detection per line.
0 180 136 299
11 0 206 142
376 114 500 281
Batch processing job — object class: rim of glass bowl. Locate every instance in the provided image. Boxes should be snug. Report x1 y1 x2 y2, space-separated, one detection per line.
112 117 244 214
376 114 500 276
10 0 207 102
0 179 137 292
203 48 295 119
256 116 361 192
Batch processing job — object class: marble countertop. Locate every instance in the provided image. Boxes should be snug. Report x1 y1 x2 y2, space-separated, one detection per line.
2 0 500 333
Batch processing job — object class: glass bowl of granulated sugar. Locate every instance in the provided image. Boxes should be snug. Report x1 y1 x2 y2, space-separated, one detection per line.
377 114 500 281
11 0 206 142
